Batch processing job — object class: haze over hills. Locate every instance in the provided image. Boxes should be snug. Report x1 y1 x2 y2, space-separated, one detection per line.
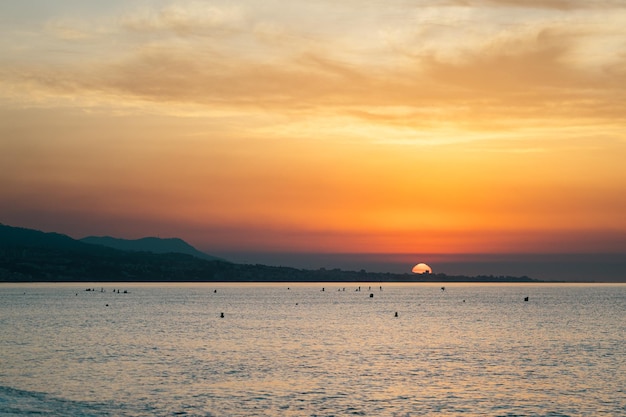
80 235 221 261
0 223 540 283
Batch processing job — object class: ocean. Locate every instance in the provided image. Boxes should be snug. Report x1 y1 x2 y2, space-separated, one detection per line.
1 283 624 416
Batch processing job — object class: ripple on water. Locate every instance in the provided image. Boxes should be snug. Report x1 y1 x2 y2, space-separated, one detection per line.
0 283 624 416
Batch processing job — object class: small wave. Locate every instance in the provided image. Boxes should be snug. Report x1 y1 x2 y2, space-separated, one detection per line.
0 386 119 417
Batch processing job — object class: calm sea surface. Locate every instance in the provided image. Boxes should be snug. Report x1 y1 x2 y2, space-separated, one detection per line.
0 283 624 416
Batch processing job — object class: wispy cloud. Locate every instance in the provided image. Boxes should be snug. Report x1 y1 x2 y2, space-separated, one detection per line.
1 1 625 140
456 0 625 10
119 2 246 37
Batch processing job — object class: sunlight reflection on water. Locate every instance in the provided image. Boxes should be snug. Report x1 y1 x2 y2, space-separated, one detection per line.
1 283 624 416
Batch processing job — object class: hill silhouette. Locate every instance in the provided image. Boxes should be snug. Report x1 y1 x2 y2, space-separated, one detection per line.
0 223 539 283
80 236 221 261
0 224 97 252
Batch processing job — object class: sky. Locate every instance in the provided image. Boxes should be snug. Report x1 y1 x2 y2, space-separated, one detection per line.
1 1 625 279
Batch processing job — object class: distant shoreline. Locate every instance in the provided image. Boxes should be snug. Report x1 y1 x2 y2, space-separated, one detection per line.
8 223 622 283
6 279 624 284
0 272 545 284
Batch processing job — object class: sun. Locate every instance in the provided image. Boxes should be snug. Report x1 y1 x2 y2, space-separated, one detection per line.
412 263 432 274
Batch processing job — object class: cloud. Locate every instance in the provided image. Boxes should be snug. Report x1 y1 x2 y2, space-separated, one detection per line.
1 0 624 139
44 18 96 41
454 0 625 10
119 2 246 37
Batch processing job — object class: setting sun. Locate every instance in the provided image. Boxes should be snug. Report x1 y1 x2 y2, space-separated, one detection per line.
412 263 433 274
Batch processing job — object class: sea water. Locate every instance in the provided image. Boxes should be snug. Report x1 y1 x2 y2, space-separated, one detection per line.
0 283 624 416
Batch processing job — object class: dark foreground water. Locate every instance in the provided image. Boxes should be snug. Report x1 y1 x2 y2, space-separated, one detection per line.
1 283 624 416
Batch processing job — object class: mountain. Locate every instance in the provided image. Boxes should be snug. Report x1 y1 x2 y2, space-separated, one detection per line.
0 223 102 253
0 223 230 282
80 236 220 261
0 224 220 261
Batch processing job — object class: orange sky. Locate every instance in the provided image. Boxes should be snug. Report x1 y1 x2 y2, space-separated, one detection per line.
1 0 625 260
